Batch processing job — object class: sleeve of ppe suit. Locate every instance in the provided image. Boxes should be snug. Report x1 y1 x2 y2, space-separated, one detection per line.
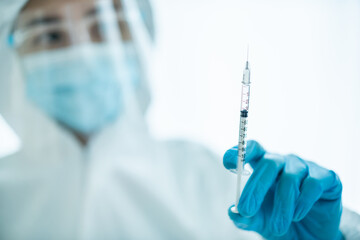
340 208 360 240
164 140 263 240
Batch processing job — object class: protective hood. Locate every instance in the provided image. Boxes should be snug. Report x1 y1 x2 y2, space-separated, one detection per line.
0 0 27 117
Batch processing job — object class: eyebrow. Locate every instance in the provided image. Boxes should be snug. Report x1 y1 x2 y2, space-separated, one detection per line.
26 16 61 28
23 5 121 28
25 8 98 28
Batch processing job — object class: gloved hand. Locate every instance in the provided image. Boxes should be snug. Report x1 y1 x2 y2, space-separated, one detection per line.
223 140 343 240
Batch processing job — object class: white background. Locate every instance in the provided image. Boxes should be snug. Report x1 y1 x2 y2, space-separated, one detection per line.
148 0 360 213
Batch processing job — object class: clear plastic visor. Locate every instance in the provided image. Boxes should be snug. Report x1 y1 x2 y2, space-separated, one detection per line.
12 0 133 55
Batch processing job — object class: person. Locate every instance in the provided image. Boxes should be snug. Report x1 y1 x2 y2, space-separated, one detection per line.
0 0 359 239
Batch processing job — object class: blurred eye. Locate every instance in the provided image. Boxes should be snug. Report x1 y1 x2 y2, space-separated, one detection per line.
33 30 66 47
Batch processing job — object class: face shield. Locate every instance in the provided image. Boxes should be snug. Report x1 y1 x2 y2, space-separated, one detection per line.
10 0 152 137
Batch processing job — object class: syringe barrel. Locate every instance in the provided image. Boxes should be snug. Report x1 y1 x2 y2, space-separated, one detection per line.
239 63 251 164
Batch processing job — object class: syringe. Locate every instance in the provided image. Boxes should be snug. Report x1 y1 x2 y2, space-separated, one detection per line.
232 49 251 213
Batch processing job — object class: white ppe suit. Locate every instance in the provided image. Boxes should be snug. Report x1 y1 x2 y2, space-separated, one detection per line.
0 0 359 239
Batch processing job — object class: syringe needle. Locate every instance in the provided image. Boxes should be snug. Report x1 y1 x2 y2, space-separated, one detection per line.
246 45 250 69
247 45 249 62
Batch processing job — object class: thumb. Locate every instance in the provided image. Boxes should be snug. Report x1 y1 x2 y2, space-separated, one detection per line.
223 140 265 171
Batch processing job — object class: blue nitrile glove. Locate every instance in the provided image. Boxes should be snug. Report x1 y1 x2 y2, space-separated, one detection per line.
223 140 343 240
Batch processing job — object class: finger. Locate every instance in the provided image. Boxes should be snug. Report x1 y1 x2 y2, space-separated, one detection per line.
237 153 285 217
223 140 265 171
292 175 322 222
293 162 342 221
228 205 263 232
244 140 266 169
270 155 308 235
223 146 238 170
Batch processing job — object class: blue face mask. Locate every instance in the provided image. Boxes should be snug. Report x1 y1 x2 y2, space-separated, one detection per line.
21 43 141 135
